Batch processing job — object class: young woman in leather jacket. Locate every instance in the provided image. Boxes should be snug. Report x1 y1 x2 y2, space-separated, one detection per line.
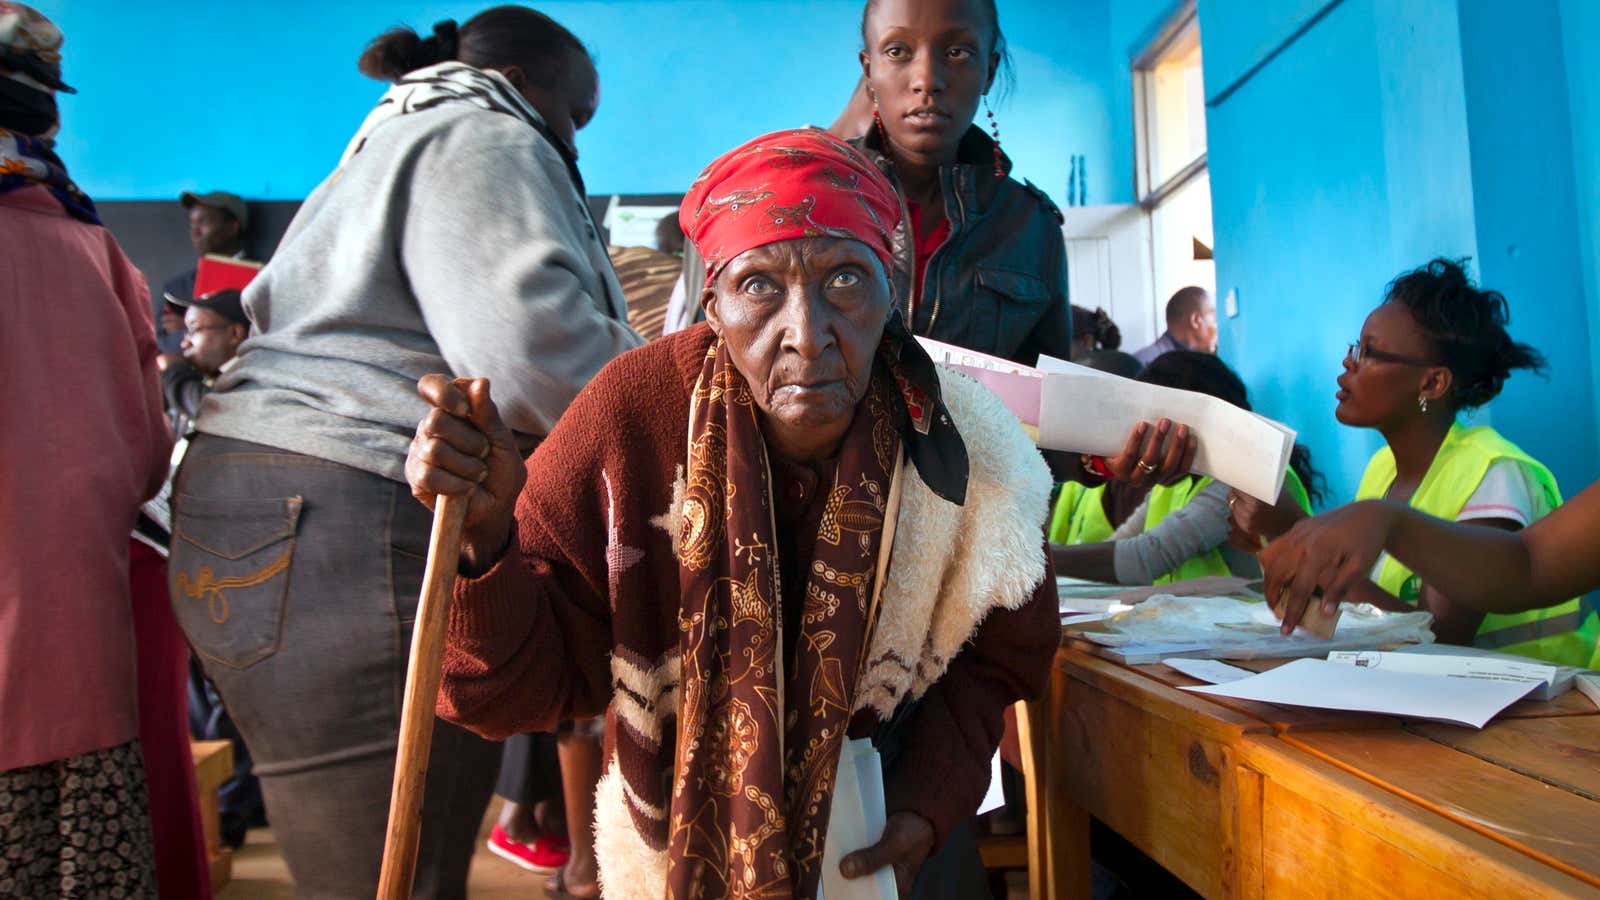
853 0 1072 365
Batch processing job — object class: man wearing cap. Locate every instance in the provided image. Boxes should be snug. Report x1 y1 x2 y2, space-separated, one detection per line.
165 287 249 436
156 190 248 357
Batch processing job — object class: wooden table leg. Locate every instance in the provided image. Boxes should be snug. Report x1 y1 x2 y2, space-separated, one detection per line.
1019 663 1092 900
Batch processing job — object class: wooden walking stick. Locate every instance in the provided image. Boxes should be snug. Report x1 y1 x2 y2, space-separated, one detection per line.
377 492 469 899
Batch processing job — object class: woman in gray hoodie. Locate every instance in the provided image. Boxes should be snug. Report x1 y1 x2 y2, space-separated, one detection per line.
166 7 642 896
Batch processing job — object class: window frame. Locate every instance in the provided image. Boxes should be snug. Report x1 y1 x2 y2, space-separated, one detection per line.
1133 0 1207 210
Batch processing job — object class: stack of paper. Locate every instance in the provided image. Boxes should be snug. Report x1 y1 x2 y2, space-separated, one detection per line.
917 337 1295 502
1074 595 1437 664
1183 658 1537 728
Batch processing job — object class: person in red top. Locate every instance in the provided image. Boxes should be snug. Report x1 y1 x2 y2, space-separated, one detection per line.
406 129 1098 899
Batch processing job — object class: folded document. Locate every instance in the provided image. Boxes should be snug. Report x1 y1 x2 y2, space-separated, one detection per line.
918 337 1295 503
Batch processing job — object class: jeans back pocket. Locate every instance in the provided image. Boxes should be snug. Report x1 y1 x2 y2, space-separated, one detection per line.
171 493 303 670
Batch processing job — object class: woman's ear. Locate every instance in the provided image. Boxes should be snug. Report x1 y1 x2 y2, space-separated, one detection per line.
1420 366 1453 403
986 52 999 93
859 49 872 83
701 288 723 336
497 65 528 93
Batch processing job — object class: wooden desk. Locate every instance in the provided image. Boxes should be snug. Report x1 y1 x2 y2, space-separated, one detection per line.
1026 641 1600 899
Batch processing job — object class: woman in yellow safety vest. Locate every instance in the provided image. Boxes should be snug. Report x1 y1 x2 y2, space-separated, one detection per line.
1050 351 1321 585
1248 258 1596 667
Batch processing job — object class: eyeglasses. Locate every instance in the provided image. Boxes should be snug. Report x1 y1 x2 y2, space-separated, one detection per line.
1346 342 1439 368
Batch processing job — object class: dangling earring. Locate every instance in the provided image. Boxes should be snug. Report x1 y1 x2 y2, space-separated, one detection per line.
1418 395 1429 414
984 95 1003 178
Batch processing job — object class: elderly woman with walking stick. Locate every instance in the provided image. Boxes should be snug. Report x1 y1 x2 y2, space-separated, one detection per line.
406 128 1193 899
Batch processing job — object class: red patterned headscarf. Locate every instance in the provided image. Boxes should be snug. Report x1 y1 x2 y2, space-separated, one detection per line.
680 128 901 286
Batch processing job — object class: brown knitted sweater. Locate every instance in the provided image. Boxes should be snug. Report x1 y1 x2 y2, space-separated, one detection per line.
438 323 1058 853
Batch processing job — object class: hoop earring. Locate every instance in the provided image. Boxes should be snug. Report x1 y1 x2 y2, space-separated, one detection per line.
984 95 1003 178
1418 395 1429 414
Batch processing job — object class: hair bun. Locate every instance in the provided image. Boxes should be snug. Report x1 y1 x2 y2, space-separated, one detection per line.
357 19 459 82
429 20 460 61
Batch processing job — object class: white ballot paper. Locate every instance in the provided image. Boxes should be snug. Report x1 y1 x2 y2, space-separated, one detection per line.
820 738 897 900
1327 650 1558 691
1163 658 1255 684
977 751 1006 815
1183 658 1537 728
916 337 1295 502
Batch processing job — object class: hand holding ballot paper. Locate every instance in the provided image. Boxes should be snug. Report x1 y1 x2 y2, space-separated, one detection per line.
918 337 1294 503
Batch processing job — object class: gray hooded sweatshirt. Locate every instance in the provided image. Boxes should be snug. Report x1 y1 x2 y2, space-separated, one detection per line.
198 64 643 482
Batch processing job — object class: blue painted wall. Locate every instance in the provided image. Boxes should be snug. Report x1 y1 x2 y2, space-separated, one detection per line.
1561 0 1600 444
1200 0 1598 503
1458 0 1594 496
36 0 1121 207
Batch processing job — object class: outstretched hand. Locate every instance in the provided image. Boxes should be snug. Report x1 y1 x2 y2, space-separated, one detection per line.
405 374 527 571
838 811 935 899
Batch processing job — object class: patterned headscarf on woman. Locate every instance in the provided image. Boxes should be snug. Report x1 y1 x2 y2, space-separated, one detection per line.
679 127 967 503
0 2 96 223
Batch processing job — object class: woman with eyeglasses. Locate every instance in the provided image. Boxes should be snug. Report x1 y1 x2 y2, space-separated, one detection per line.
1234 258 1593 666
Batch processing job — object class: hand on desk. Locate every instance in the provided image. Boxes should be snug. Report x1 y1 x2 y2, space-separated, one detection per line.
839 810 935 899
1258 500 1400 632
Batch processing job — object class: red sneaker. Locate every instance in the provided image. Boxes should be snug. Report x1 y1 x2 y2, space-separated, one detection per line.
486 823 571 874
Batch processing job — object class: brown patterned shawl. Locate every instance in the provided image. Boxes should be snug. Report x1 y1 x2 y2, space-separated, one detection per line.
667 335 906 898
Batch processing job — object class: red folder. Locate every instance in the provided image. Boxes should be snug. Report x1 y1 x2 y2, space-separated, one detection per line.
194 254 263 299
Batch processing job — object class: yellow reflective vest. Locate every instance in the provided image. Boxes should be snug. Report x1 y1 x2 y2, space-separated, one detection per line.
1048 470 1311 586
1145 470 1311 585
1356 424 1599 668
1047 482 1114 546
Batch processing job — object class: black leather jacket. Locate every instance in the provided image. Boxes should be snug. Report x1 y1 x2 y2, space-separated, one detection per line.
851 126 1072 366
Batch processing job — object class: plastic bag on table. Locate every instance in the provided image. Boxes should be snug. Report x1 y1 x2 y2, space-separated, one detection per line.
1082 594 1435 661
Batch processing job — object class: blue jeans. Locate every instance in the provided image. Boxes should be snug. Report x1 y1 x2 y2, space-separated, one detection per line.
170 435 500 898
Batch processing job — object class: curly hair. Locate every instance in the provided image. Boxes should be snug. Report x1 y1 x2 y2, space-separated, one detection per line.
1383 258 1547 410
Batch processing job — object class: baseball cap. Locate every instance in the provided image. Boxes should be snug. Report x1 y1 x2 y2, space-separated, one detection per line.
186 288 249 326
180 190 248 229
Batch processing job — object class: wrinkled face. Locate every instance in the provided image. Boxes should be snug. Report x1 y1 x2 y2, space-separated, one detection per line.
1335 302 1444 427
860 0 998 166
181 305 246 376
703 238 892 446
188 204 240 256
